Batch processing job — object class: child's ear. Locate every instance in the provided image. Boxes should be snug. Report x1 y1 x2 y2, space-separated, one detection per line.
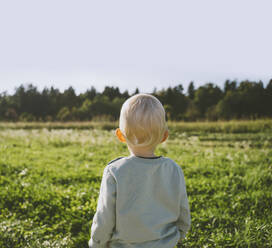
161 130 169 143
115 128 126 143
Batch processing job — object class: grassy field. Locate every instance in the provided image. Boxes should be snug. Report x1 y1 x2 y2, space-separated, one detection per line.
0 122 272 247
1 119 272 133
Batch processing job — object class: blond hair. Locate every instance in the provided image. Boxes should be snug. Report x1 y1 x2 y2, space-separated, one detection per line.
119 93 167 148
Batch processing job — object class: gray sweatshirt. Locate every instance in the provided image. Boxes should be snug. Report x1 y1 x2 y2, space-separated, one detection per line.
89 155 191 248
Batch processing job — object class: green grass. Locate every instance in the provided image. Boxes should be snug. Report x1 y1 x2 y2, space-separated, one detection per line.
1 119 272 133
0 127 271 247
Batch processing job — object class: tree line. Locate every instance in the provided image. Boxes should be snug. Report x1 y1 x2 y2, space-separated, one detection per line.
0 79 271 122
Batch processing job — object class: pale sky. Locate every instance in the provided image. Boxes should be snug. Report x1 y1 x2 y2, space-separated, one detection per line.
0 0 271 94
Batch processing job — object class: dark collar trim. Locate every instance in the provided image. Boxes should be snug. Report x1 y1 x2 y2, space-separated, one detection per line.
136 155 162 159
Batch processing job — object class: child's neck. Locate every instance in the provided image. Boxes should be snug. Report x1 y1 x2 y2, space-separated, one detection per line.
128 146 156 158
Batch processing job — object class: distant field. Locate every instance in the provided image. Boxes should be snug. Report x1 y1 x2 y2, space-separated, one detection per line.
0 119 272 133
0 123 272 247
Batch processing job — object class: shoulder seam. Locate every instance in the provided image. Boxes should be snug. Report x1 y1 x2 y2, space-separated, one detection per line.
107 157 124 165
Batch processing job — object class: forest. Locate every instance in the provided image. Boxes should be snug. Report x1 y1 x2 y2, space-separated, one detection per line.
0 79 271 122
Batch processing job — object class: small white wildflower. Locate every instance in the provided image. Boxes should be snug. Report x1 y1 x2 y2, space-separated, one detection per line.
19 168 28 176
42 241 51 246
226 153 233 161
21 182 30 187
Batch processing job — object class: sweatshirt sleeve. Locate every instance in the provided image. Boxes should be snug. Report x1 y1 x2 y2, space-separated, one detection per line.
177 168 191 241
89 167 116 248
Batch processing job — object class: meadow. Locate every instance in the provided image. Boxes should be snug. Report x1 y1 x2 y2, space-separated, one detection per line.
0 121 272 247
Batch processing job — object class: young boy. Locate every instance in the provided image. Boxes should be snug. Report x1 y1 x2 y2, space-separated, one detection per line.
89 93 191 248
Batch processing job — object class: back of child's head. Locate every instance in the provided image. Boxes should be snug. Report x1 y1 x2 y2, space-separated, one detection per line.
119 93 167 148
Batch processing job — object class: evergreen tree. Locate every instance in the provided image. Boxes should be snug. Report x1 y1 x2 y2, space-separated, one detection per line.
187 81 195 100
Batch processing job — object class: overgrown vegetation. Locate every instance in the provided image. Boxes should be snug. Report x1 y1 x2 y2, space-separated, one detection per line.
1 79 272 122
0 124 271 247
1 119 272 133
